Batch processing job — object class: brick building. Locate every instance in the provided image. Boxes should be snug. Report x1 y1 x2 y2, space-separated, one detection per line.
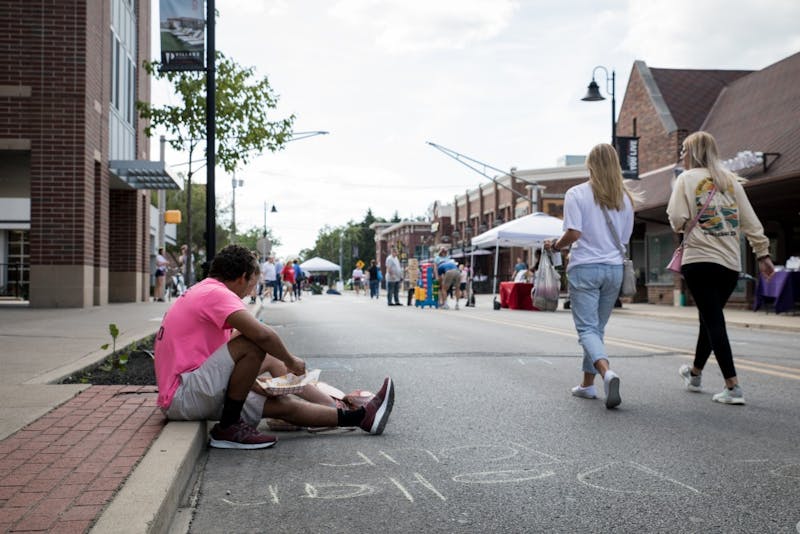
0 0 176 307
620 53 800 306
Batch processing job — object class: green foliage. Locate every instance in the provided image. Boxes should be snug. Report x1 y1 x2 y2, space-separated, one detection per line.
233 226 281 257
99 323 127 371
137 52 293 262
137 52 295 174
300 209 387 280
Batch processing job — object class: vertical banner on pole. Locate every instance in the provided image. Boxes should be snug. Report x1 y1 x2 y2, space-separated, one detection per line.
616 136 640 180
159 0 205 71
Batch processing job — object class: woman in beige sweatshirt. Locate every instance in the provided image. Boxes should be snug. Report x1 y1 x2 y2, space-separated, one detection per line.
667 131 774 405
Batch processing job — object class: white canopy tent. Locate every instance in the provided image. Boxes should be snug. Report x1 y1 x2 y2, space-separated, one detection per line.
299 257 342 283
299 257 340 271
470 212 564 298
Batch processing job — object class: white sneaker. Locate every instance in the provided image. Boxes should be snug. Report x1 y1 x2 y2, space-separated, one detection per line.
571 385 597 399
455 302 460 310
603 370 621 409
712 385 745 405
441 303 449 310
678 364 702 392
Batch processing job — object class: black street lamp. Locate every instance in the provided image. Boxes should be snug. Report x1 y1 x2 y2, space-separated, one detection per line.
582 65 616 148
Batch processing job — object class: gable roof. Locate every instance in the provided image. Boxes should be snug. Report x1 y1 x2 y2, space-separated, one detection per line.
649 66 751 133
630 60 752 135
701 51 800 180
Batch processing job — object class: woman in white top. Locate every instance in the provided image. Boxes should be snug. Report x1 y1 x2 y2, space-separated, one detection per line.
545 143 635 409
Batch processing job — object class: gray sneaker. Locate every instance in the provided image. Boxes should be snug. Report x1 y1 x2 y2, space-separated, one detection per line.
679 364 702 392
712 385 745 405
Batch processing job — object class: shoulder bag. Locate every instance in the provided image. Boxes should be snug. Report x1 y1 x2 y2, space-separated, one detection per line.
667 187 716 275
600 206 636 297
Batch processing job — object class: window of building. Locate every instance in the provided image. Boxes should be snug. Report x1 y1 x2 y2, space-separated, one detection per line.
109 0 137 160
646 230 674 285
3 230 29 298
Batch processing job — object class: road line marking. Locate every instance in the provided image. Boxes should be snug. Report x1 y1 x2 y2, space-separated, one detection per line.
537 357 553 365
737 357 800 374
388 477 414 502
462 313 798 381
269 485 279 504
735 363 800 381
517 358 526 365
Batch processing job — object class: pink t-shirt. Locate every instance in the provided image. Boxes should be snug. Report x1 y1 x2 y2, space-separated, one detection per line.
154 278 245 409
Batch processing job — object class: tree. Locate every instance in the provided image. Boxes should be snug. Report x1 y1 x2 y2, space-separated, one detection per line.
301 209 387 280
137 51 295 173
137 51 294 272
235 226 281 258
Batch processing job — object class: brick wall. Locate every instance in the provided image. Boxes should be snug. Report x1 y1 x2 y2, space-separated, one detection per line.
0 2 95 265
617 66 682 174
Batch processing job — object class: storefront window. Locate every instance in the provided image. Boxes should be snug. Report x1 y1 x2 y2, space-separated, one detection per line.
646 231 674 284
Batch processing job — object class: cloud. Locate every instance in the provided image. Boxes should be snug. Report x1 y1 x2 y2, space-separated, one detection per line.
622 0 800 68
329 0 520 53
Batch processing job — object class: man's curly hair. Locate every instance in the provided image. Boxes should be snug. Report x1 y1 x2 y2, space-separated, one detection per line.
209 245 258 281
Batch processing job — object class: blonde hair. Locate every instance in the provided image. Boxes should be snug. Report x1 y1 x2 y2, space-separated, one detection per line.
586 143 635 210
682 131 734 191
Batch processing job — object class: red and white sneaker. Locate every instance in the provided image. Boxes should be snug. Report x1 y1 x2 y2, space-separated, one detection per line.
209 419 278 449
359 377 394 435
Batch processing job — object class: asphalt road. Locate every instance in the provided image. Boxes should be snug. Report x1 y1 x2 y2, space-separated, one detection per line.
187 294 800 533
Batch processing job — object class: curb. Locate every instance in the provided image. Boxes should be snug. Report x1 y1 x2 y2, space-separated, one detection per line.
90 421 206 534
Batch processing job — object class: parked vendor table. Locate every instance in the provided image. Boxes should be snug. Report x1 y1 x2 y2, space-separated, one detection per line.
753 271 800 314
499 281 536 310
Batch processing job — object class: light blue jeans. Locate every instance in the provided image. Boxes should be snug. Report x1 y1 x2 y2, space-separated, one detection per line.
568 264 622 375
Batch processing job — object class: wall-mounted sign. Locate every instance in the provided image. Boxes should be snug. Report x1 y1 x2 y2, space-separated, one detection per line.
617 136 640 180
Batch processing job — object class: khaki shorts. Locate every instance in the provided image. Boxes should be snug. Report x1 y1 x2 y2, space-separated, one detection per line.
164 343 265 427
441 269 460 293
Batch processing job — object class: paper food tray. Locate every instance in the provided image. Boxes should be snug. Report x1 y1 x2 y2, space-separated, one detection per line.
256 369 321 395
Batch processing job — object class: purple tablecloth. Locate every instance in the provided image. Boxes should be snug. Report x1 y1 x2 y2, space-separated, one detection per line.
753 271 800 314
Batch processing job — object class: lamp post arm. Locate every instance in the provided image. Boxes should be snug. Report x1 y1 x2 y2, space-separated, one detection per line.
589 65 617 148
426 141 536 204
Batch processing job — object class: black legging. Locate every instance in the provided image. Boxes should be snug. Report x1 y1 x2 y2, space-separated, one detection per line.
682 262 740 379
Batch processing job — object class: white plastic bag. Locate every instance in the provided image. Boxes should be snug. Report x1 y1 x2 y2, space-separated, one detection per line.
533 250 559 311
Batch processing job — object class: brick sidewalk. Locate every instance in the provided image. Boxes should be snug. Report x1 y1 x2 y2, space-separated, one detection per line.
0 386 166 533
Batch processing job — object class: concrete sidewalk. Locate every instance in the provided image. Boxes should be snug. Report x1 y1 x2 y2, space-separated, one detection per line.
0 297 797 532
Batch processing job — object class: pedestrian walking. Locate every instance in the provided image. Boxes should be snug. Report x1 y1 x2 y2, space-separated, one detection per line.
154 247 169 302
545 143 635 409
273 257 284 302
368 259 380 298
667 131 774 405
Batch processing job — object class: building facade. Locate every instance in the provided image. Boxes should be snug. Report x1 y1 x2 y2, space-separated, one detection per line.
619 54 800 306
0 0 175 307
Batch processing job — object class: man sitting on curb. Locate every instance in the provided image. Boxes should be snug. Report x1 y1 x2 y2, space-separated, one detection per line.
154 244 395 450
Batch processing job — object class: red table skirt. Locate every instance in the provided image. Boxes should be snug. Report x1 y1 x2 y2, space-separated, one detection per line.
500 281 536 310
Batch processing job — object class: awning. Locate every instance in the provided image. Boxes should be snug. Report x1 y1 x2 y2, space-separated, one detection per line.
109 160 181 190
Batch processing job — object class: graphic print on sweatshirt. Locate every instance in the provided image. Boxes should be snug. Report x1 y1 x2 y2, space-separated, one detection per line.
696 177 739 237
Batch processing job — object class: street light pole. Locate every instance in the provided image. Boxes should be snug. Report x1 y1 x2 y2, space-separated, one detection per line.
230 173 243 243
205 0 217 273
581 65 616 148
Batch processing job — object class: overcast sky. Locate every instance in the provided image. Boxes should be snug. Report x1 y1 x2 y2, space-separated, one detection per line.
150 0 800 258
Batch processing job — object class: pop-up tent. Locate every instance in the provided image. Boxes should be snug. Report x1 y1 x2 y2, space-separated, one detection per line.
471 212 563 248
299 257 342 287
299 257 340 272
470 212 564 297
